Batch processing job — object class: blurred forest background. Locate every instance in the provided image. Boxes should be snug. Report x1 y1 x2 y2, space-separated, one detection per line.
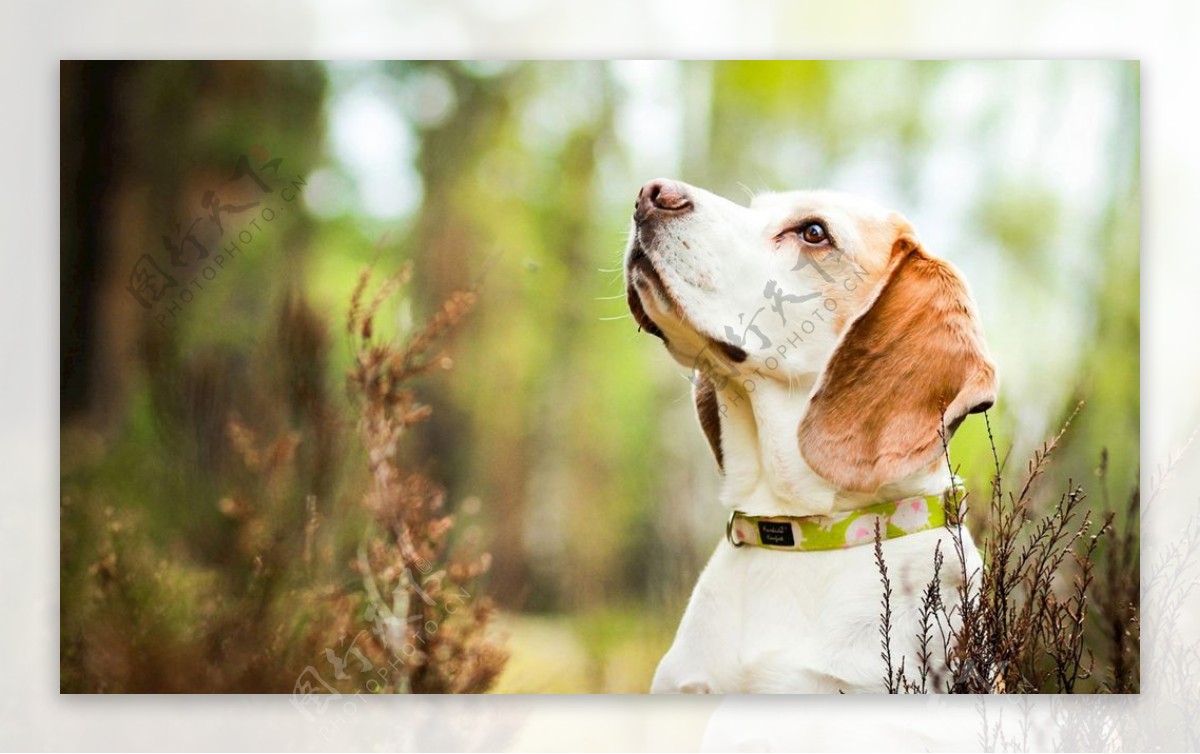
60 61 1138 693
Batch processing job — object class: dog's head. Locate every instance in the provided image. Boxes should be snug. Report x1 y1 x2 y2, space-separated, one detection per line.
625 179 997 494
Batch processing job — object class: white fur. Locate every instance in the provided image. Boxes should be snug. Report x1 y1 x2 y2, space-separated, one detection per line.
626 182 984 693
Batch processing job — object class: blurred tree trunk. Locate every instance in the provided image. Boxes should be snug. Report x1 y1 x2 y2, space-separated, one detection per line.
404 63 533 606
61 61 326 521
531 71 619 611
60 62 132 427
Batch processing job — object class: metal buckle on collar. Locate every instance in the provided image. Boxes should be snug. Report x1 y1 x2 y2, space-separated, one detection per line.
726 510 745 547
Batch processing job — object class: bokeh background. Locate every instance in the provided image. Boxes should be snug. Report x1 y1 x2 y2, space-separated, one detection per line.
60 60 1139 693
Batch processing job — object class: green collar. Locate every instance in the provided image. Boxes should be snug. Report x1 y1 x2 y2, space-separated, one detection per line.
725 486 961 552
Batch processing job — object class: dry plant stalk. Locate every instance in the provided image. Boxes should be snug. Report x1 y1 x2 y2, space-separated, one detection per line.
63 278 507 693
878 405 1137 694
345 267 506 693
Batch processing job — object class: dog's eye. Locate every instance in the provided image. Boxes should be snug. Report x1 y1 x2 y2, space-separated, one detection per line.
798 222 829 246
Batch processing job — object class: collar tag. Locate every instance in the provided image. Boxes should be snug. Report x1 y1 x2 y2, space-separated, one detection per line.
757 520 795 547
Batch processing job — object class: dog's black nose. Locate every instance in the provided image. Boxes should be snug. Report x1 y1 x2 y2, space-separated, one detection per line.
635 179 693 223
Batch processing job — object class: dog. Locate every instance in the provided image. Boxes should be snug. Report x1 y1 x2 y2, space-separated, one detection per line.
624 179 997 693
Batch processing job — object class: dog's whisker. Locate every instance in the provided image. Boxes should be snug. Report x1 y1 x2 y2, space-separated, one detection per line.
669 385 693 406
598 314 631 322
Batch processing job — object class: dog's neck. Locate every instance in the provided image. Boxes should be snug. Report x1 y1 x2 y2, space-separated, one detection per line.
716 375 952 517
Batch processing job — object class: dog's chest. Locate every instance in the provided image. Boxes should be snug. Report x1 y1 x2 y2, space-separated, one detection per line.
736 547 884 654
695 528 972 692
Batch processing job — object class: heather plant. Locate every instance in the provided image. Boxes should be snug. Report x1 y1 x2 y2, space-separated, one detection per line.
343 267 506 693
876 407 1140 694
974 436 1193 752
60 267 505 693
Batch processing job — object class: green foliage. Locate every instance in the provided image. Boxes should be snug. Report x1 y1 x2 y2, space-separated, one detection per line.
61 61 1139 693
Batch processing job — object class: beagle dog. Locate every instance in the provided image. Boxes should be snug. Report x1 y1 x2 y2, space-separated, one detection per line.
624 179 997 693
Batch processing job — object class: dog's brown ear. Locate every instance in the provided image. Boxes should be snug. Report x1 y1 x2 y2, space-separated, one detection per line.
693 371 724 471
799 236 997 493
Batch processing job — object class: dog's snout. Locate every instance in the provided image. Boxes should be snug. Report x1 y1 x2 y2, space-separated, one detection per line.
635 179 693 222
644 179 690 211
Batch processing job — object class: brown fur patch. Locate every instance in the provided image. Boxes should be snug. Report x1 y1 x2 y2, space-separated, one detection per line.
798 236 997 493
693 371 724 471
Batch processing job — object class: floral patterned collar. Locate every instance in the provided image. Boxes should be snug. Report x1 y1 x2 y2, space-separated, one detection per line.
725 486 962 552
